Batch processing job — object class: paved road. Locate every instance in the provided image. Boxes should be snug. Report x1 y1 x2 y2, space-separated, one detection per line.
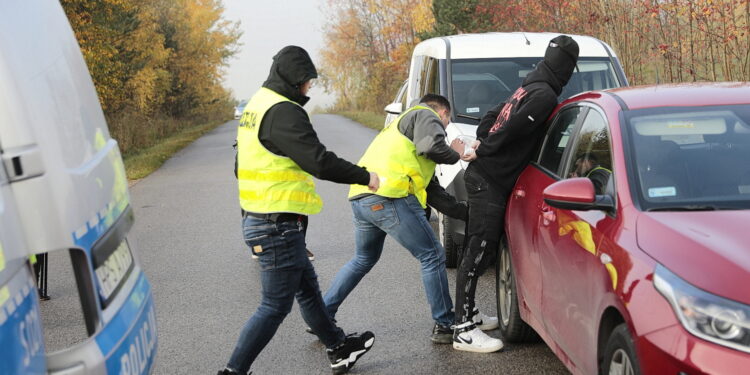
42 114 567 374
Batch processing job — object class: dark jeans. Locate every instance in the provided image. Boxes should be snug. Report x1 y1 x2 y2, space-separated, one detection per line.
455 166 510 324
226 215 345 373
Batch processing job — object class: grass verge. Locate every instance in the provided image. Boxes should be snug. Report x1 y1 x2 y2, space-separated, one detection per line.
333 111 385 130
123 120 227 180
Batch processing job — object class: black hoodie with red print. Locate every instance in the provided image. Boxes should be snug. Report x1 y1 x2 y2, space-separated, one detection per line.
470 35 579 191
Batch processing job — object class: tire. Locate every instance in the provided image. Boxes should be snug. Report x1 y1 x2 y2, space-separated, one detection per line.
496 238 536 342
601 324 641 375
438 212 462 268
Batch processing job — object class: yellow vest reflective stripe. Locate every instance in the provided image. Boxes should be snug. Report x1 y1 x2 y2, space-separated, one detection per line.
237 87 322 215
348 106 439 208
586 166 612 177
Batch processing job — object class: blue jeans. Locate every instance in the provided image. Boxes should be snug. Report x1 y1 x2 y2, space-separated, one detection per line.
227 215 345 373
323 195 455 327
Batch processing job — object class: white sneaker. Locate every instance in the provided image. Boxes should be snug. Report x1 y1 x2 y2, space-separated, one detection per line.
453 323 504 353
473 308 499 331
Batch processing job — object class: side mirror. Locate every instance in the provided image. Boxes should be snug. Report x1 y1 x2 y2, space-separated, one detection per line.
384 102 403 115
543 178 615 211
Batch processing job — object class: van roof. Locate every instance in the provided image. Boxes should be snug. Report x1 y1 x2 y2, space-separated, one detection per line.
413 32 617 60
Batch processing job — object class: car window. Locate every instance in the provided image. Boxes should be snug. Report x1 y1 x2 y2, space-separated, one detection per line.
564 109 613 195
538 106 583 175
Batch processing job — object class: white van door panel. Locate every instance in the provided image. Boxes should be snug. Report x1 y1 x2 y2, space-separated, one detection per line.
0 1 129 255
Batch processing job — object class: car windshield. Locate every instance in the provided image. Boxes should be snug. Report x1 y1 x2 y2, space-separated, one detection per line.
451 57 620 124
625 104 750 210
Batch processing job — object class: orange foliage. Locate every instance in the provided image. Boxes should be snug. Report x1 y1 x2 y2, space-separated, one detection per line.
320 0 434 112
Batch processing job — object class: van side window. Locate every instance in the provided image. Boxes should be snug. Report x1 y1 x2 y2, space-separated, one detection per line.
538 107 582 175
410 56 426 102
425 57 439 95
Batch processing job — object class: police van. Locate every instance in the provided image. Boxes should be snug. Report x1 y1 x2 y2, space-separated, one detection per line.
384 32 628 267
0 1 157 374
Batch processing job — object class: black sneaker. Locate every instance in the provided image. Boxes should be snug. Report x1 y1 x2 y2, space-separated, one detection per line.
430 323 453 344
327 331 375 375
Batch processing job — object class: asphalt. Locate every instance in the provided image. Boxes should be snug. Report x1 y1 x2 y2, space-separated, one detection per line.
40 114 568 374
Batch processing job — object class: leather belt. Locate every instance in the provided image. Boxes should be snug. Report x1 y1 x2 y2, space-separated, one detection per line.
242 210 302 223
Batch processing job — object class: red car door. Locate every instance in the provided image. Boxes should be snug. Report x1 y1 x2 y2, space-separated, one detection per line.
537 108 615 374
508 107 583 327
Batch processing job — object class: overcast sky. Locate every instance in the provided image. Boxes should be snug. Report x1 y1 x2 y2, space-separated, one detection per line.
222 0 333 109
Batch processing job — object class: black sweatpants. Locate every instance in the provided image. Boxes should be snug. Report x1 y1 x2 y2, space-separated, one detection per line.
455 166 511 324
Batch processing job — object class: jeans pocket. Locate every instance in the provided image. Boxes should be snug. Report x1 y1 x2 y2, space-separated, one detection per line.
245 233 276 270
362 198 399 230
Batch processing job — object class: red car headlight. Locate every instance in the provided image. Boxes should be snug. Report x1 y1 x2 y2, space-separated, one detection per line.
654 264 750 353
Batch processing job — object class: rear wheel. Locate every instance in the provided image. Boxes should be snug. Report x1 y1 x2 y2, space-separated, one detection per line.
496 238 536 342
601 324 641 375
439 212 462 268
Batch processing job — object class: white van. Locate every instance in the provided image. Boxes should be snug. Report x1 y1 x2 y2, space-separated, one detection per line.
0 1 157 374
384 32 628 266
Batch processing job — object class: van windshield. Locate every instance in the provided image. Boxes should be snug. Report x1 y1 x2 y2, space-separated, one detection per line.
451 57 620 124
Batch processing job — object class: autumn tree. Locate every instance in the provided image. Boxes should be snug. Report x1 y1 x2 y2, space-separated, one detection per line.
320 0 434 112
60 0 241 153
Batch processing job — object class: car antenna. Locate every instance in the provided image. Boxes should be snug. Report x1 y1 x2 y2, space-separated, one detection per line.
512 18 531 45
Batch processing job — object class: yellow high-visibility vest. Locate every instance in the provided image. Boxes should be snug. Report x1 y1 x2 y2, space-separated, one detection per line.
348 105 439 208
237 87 322 215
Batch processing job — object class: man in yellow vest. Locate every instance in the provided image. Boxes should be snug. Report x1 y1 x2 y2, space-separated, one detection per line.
320 94 500 350
570 153 612 195
219 46 376 375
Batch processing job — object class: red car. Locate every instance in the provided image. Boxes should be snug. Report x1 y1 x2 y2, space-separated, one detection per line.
497 83 750 375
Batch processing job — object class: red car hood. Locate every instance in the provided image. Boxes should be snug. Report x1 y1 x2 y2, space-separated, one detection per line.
637 210 750 305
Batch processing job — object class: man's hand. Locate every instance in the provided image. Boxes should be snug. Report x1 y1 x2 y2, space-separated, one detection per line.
461 148 477 161
450 138 465 154
368 172 380 192
469 139 481 150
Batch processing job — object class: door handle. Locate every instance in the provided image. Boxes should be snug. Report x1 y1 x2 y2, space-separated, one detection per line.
2 145 44 182
541 207 556 226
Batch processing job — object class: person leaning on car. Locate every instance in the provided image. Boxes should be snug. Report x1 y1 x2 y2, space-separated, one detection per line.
219 45 378 375
457 35 580 351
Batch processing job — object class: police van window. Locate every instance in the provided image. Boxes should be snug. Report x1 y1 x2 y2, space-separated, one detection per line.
538 107 583 175
564 109 613 195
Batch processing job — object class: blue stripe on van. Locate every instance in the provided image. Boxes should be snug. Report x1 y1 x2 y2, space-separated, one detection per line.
0 269 46 375
72 196 129 252
96 272 157 375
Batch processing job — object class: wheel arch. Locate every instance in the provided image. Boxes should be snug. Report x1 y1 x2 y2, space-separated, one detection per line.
597 306 626 365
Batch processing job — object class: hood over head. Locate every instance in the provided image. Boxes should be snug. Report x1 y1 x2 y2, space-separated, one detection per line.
521 35 579 95
263 45 318 105
543 35 579 87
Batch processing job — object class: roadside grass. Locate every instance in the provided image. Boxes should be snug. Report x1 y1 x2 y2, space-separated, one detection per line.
123 119 228 181
333 111 385 130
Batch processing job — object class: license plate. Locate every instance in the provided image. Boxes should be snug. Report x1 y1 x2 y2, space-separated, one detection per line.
94 239 134 303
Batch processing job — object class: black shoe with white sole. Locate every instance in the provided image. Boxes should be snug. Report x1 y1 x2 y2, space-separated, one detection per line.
327 331 375 375
430 323 453 344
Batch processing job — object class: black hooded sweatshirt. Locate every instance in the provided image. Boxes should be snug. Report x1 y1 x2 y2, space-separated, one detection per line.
255 46 370 186
470 36 579 191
